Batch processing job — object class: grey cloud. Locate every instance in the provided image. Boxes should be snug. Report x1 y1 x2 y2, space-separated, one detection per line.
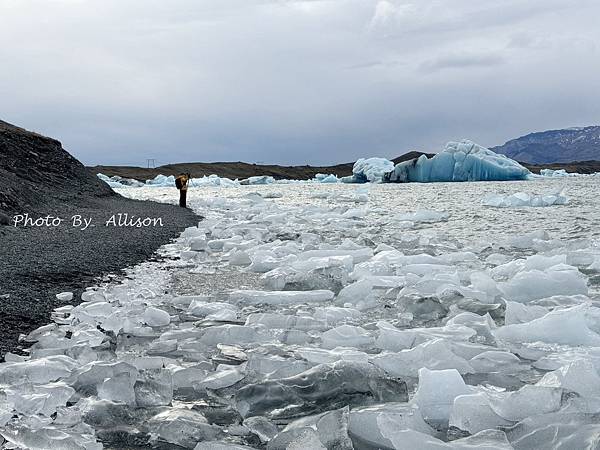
0 0 599 165
419 53 506 73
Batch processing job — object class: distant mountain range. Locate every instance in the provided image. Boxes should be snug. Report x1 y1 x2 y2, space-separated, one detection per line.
491 126 600 164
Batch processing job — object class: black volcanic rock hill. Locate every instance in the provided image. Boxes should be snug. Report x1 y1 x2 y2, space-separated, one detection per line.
89 151 436 181
491 126 600 164
0 120 115 213
0 120 198 356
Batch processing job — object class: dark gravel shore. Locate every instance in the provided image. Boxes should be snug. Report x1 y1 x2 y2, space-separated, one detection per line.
0 195 198 357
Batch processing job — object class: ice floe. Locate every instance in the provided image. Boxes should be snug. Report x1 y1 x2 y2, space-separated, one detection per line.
2 180 600 449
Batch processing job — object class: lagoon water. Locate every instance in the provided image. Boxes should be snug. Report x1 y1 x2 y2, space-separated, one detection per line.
2 177 600 449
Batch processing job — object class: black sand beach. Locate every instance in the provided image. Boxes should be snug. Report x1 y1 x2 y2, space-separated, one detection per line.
0 120 199 356
0 198 198 356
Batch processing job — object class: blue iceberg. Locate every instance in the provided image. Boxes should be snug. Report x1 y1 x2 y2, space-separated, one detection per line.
385 140 530 183
344 157 395 183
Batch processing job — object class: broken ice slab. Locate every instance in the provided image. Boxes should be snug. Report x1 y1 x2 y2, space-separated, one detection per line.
372 339 474 378
245 313 328 331
188 300 240 318
229 289 334 305
69 361 139 395
199 324 270 346
0 420 102 450
297 248 374 264
494 304 600 346
194 368 245 391
98 371 137 406
268 407 353 450
134 369 173 407
449 392 514 435
0 355 78 384
245 354 311 379
295 347 369 365
412 368 473 429
312 306 362 324
242 416 279 443
235 360 407 419
348 403 438 449
194 442 255 450
55 291 74 301
321 324 375 349
6 382 75 417
142 306 171 327
498 265 588 302
148 408 223 448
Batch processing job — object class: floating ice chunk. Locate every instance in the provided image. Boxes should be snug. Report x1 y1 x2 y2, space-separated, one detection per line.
189 236 208 251
298 248 373 264
229 250 251 266
0 421 103 450
540 168 573 177
230 290 334 305
349 403 436 449
351 158 395 183
97 371 137 406
240 175 276 185
6 382 75 417
376 321 418 351
321 325 374 349
498 265 587 302
536 359 600 406
501 229 551 250
135 369 173 406
488 385 563 422
412 368 472 429
504 301 548 325
194 442 254 450
200 325 269 346
313 306 362 324
483 191 568 208
188 301 239 318
246 313 327 331
245 354 309 379
342 207 368 218
170 365 209 389
495 304 600 346
284 429 327 450
372 339 474 377
449 392 514 435
149 409 223 448
386 140 529 183
146 174 175 186
0 356 77 384
195 368 245 391
235 360 407 419
55 292 74 301
396 210 449 223
268 407 352 450
243 416 279 443
296 347 369 365
469 351 522 374
69 361 138 394
143 307 171 327
248 252 298 273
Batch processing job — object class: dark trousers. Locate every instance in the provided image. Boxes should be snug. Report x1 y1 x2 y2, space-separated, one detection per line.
179 189 187 208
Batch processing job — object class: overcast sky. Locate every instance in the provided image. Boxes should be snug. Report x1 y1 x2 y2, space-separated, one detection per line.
1 0 599 166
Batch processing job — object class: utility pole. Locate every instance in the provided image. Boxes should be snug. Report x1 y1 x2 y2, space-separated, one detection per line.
146 158 156 168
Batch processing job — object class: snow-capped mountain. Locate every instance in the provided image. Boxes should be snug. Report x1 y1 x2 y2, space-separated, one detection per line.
491 126 600 164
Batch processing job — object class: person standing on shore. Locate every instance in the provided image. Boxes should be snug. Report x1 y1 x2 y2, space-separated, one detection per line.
175 173 190 208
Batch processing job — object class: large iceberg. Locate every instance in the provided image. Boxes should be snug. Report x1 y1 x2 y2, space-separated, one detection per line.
385 140 530 183
344 157 395 183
